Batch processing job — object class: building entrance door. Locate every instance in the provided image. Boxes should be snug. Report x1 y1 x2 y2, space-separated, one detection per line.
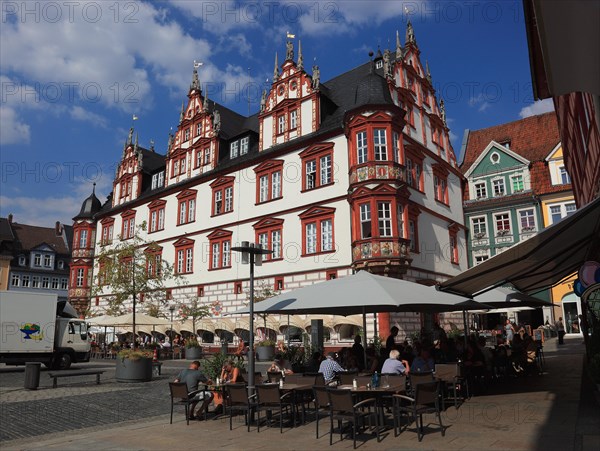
561 293 582 335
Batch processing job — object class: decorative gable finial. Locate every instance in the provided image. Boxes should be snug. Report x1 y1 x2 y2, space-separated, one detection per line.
406 19 416 46
297 39 303 70
273 52 280 81
92 182 96 195
134 132 139 152
212 109 221 134
440 99 447 127
203 88 209 112
383 49 392 79
167 132 173 153
150 139 155 152
426 60 432 83
396 30 403 59
179 102 185 123
190 61 202 92
127 127 133 146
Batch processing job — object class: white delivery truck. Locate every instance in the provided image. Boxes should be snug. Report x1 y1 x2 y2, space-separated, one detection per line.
0 291 91 369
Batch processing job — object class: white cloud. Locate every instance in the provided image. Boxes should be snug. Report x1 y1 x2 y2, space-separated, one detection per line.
0 194 83 225
69 106 108 128
519 99 555 118
0 106 31 145
170 0 259 35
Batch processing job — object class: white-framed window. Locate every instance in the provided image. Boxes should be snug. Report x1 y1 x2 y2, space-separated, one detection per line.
511 174 524 192
76 269 84 287
306 222 317 254
278 115 285 134
519 208 536 231
320 155 331 186
271 230 281 259
259 175 269 203
21 275 30 287
151 172 164 190
214 191 222 215
272 171 281 199
377 202 392 237
58 260 64 270
34 254 41 267
305 160 316 190
321 219 333 252
79 230 88 248
290 110 298 129
185 248 193 273
559 166 571 184
43 255 52 267
204 150 211 165
61 278 68 290
474 254 489 265
230 141 239 159
184 128 190 141
32 276 40 288
492 178 505 196
474 182 487 199
495 213 511 234
471 217 487 237
374 129 387 161
18 256 26 266
196 122 202 137
549 202 577 224
375 59 383 69
224 187 233 212
11 274 20 287
360 203 371 239
240 137 249 155
392 131 400 163
52 278 59 289
356 131 367 164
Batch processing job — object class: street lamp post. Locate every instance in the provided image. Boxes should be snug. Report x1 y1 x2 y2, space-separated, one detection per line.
169 304 175 360
232 241 272 395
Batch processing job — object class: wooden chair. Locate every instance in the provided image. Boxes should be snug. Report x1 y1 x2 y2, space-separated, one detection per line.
226 383 256 432
327 388 379 449
255 384 294 433
169 382 193 425
392 381 445 441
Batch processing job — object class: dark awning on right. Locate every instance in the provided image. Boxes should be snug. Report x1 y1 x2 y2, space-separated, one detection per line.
440 196 600 297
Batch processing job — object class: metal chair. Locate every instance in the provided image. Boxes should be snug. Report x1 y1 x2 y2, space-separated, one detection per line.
312 386 330 438
407 371 435 396
226 383 256 432
255 384 294 433
327 388 379 449
435 363 464 409
169 382 193 425
392 381 445 441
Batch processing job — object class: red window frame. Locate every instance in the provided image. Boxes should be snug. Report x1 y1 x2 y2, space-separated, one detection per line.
299 143 334 192
207 229 233 270
171 154 187 178
235 281 243 294
100 217 115 246
274 276 284 291
176 189 197 226
148 200 166 233
210 177 235 216
299 206 335 256
254 160 284 204
326 270 337 280
121 210 135 240
194 146 210 169
197 285 204 297
405 148 424 191
432 164 449 205
449 226 459 265
253 218 284 262
408 204 421 253
173 238 194 274
145 246 163 278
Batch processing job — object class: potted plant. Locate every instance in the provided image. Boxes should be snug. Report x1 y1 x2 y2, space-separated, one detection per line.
256 339 276 361
185 335 203 360
115 348 154 382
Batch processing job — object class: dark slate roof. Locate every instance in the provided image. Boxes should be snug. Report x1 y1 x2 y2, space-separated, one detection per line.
0 217 14 242
10 222 71 255
354 70 394 108
138 147 166 175
73 191 102 220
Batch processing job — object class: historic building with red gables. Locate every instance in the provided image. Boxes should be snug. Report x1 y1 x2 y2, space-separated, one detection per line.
73 23 467 343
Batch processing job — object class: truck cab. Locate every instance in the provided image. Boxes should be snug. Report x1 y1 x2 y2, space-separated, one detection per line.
54 318 91 369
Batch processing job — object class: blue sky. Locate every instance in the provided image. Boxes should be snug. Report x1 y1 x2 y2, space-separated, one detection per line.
0 0 554 226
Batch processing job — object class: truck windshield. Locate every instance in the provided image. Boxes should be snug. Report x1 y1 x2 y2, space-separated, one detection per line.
69 321 88 341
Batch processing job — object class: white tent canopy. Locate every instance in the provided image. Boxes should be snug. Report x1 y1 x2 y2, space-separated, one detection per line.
88 313 171 327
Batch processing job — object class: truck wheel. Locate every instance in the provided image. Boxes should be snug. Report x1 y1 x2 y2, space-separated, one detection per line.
57 354 72 370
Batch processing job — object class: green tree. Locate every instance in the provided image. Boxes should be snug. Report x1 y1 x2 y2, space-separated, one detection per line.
177 294 211 336
93 222 182 346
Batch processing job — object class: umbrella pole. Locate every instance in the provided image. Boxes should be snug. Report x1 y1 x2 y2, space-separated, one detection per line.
462 309 468 350
287 315 290 348
362 306 368 371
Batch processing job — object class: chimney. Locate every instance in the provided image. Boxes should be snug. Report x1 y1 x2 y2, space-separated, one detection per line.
8 213 13 223
55 221 63 235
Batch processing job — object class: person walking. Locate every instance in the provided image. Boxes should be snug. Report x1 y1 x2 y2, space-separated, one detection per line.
504 319 516 345
556 317 566 345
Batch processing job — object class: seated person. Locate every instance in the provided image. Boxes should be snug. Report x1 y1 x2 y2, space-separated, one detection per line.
318 352 345 384
381 349 407 374
411 347 435 373
174 360 213 421
233 340 248 357
268 354 293 375
365 347 380 374
213 359 242 413
305 351 322 373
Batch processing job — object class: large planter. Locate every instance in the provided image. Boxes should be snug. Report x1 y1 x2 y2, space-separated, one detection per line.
185 347 202 360
256 345 275 362
116 357 153 383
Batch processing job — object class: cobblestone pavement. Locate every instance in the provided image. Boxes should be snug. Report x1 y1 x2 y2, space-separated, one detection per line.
1 338 599 450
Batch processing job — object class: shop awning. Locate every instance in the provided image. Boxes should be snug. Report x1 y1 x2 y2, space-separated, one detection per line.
440 196 600 296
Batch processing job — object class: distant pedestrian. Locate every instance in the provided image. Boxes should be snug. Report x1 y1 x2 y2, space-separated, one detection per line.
505 319 516 345
386 326 399 354
351 335 365 371
556 317 566 345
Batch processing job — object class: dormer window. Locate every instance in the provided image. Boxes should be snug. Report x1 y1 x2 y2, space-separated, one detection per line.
500 140 511 149
18 256 26 266
230 141 239 159
43 255 52 268
375 60 383 69
151 171 165 190
240 137 249 155
58 260 64 270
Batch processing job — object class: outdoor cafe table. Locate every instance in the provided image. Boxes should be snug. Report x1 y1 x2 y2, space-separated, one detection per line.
337 383 407 430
